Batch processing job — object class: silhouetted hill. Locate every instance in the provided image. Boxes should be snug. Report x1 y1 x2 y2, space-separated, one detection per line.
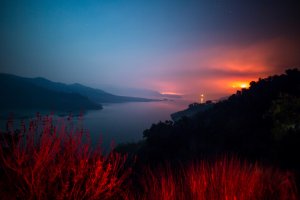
171 102 214 121
117 68 300 170
27 77 157 103
0 73 102 111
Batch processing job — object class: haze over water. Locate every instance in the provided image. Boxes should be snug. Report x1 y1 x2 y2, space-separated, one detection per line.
83 100 187 148
0 100 188 149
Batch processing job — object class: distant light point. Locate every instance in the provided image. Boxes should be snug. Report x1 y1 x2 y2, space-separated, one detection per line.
200 93 205 104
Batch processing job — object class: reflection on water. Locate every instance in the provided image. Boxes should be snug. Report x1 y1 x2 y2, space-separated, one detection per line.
0 100 188 150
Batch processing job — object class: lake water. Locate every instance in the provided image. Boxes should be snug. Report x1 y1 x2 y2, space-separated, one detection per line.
83 100 187 149
0 100 188 150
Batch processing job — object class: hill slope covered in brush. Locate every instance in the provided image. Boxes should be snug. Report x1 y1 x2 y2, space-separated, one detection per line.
118 69 300 169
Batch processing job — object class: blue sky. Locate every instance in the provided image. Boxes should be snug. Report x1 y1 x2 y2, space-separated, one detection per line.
1 0 300 99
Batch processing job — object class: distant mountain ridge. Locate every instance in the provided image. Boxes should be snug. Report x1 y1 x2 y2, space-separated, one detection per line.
0 73 102 111
102 87 182 99
27 76 157 103
0 73 157 111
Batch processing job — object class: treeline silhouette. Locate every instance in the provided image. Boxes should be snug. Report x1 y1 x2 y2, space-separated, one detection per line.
117 68 300 170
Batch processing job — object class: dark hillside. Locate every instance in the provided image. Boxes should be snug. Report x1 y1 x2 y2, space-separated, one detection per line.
118 69 300 169
0 73 102 111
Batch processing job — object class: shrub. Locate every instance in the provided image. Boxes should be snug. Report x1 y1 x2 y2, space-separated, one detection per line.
0 115 131 200
1 115 298 199
129 157 298 200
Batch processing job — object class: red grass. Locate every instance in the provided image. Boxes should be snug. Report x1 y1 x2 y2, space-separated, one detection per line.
129 158 298 200
0 115 298 200
0 115 131 200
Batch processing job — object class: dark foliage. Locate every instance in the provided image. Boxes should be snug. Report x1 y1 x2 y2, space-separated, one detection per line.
118 69 300 170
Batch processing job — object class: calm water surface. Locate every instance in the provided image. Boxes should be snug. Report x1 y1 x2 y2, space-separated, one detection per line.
0 100 188 150
83 101 187 148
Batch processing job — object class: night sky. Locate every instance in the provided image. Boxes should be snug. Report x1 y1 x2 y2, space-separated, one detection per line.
1 0 300 100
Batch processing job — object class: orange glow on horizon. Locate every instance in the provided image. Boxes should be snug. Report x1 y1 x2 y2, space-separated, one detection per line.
231 81 250 89
149 37 299 100
160 91 183 95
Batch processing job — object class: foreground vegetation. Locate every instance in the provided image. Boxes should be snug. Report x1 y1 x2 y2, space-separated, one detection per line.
0 116 298 199
128 158 297 200
0 115 130 200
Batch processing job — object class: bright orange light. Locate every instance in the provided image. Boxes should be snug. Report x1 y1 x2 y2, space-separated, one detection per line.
231 82 250 89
